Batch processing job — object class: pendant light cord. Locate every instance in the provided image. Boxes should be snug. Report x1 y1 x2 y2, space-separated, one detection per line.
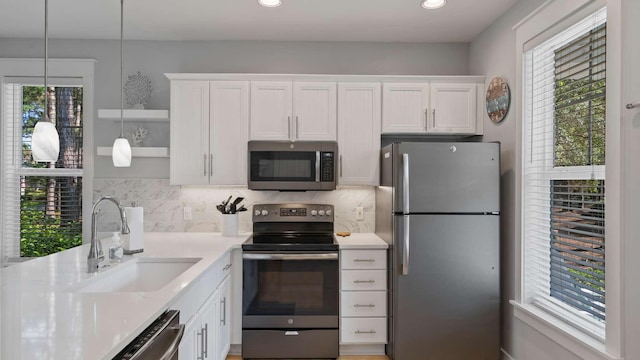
120 0 125 138
44 0 49 123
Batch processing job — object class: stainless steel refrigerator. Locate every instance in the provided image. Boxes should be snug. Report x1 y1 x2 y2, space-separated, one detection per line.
375 142 500 360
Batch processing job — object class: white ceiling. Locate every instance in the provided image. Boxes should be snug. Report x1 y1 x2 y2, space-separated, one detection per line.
0 0 518 43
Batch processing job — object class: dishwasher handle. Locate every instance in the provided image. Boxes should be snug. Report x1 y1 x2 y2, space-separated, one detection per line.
158 324 186 360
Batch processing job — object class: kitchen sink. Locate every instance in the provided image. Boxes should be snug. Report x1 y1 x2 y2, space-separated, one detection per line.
72 257 202 293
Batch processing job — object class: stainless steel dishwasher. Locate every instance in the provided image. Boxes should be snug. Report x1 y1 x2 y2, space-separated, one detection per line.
112 310 185 360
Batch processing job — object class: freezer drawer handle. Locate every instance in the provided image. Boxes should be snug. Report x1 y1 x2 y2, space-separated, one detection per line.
353 258 375 262
353 279 375 284
285 331 299 336
355 330 377 334
353 304 375 308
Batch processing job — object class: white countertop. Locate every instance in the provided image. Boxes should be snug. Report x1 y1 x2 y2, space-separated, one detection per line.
335 232 388 249
0 231 384 360
0 232 249 360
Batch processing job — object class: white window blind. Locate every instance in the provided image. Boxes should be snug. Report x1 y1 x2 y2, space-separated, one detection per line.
2 80 84 264
522 7 607 340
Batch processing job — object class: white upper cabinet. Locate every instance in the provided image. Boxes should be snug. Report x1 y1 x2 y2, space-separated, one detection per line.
170 80 249 185
428 83 479 134
250 81 337 141
382 81 482 135
249 81 293 140
293 82 337 141
210 81 250 185
337 82 381 186
170 80 210 185
382 83 430 133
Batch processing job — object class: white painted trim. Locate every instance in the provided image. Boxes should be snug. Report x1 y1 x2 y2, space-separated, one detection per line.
0 58 95 246
513 0 622 357
512 302 621 360
339 344 386 355
164 73 485 83
501 348 515 360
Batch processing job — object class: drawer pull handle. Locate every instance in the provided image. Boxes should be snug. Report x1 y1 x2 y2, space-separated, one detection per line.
353 304 375 308
353 279 375 284
285 331 299 336
353 259 375 262
223 263 232 271
355 330 377 334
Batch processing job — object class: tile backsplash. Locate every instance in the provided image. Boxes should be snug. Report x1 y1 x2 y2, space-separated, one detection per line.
93 179 375 233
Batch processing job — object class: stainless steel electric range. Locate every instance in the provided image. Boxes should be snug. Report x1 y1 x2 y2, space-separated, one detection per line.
242 203 339 360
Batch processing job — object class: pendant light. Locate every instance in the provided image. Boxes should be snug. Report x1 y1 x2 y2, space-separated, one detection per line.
112 0 132 167
32 0 60 163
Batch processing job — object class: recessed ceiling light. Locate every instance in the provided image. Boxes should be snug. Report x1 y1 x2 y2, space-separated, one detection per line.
258 0 281 7
421 0 446 9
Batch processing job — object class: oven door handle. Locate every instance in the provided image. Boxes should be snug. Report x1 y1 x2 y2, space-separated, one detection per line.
243 253 338 260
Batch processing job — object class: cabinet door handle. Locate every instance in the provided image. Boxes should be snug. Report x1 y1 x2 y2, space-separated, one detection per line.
432 109 436 128
210 153 213 177
203 323 208 358
203 153 207 177
424 108 429 130
223 263 232 271
353 303 375 308
353 279 375 284
355 330 377 334
288 116 291 139
197 329 204 360
295 116 299 139
221 297 227 326
353 258 375 262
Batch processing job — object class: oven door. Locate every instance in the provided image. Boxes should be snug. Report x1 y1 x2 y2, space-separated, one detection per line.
242 251 339 329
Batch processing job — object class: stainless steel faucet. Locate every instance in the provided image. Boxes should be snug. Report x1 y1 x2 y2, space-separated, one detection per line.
88 196 130 273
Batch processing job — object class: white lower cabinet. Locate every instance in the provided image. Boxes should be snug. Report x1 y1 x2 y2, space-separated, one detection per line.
340 249 387 346
175 252 233 360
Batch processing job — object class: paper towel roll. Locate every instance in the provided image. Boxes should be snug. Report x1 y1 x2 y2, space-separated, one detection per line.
124 206 144 251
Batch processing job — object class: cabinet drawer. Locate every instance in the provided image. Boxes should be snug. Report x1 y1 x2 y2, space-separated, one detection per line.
341 318 387 344
211 250 232 289
341 270 386 291
341 250 386 270
341 291 386 317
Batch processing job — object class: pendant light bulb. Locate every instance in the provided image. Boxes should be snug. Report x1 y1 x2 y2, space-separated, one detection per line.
113 0 131 167
112 137 131 167
32 120 60 162
32 0 60 163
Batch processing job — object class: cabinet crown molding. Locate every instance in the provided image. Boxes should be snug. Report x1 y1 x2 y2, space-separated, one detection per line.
165 73 485 83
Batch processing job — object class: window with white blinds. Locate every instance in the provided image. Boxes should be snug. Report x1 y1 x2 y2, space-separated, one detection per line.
2 80 84 263
522 7 607 339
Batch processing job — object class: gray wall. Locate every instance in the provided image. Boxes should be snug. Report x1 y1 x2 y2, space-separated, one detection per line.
468 0 553 358
0 39 470 179
471 0 640 359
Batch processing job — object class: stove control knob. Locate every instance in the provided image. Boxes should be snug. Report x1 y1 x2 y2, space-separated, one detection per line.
261 210 269 216
311 210 318 216
325 210 332 216
318 210 325 216
254 210 261 216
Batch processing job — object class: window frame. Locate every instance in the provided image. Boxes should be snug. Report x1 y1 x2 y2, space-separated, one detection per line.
512 0 622 359
0 58 95 265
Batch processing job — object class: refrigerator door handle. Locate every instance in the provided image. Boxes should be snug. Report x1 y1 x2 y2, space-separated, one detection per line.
402 153 410 214
402 214 410 275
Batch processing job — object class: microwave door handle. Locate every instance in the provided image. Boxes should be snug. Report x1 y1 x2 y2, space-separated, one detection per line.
315 151 321 182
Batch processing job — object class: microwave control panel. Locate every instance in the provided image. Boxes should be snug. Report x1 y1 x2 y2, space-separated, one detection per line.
321 152 335 182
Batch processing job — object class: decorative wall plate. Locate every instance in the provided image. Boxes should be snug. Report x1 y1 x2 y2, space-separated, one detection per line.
486 77 510 124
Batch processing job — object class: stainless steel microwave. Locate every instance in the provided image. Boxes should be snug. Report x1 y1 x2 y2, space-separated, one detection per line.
248 141 337 191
